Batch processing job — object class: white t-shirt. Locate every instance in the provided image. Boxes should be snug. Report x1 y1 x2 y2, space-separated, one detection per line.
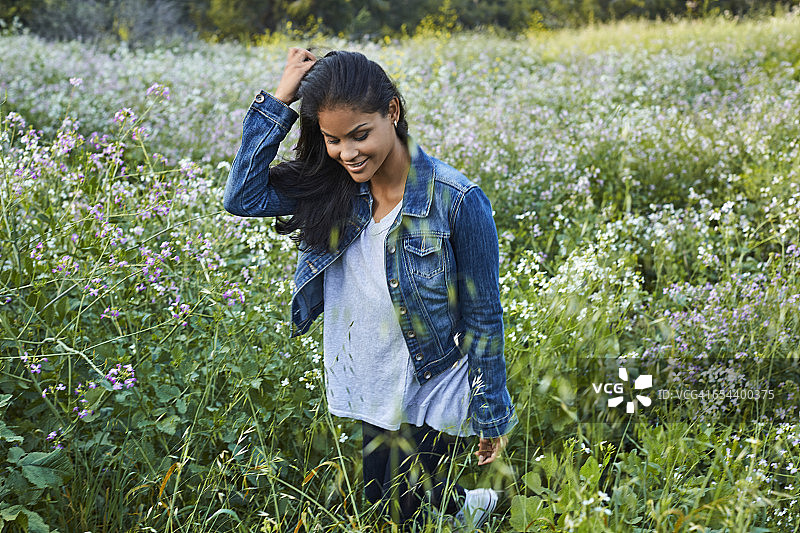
322 200 473 436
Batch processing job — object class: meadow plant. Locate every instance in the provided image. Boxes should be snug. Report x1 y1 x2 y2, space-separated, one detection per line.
1 14 800 532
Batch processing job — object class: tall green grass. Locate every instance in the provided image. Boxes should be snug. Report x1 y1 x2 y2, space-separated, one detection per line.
1 12 799 532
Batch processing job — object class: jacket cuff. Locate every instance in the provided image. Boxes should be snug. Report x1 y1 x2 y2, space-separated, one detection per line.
472 407 518 438
250 91 298 134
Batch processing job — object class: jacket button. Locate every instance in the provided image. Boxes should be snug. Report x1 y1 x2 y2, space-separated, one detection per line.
415 353 423 361
389 279 399 288
254 93 265 103
406 330 415 338
399 306 407 315
388 245 396 254
423 371 432 380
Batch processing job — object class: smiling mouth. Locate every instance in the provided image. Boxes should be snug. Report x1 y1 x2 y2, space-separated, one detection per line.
345 159 368 171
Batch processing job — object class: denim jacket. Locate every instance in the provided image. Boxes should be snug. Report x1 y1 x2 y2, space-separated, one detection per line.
223 91 516 437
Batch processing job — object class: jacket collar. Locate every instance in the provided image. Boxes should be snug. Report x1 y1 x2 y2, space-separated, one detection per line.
354 139 434 218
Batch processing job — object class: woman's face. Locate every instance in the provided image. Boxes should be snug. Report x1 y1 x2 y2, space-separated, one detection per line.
317 99 400 183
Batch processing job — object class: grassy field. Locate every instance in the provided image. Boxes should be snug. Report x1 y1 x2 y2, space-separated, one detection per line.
1 13 799 532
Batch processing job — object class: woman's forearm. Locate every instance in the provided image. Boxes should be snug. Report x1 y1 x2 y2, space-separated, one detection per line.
451 186 517 438
223 91 299 217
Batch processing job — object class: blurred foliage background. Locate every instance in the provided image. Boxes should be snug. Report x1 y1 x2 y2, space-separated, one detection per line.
1 0 799 44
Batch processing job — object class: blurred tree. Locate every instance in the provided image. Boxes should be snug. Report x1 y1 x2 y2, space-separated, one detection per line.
0 0 35 26
6 0 190 42
207 0 259 37
1 0 797 41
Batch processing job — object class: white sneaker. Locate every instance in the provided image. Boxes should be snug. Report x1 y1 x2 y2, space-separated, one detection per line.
453 488 498 531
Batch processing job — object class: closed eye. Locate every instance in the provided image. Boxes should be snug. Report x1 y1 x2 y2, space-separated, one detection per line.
325 131 368 144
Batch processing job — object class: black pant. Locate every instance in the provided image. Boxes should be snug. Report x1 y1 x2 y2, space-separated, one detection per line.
362 421 467 527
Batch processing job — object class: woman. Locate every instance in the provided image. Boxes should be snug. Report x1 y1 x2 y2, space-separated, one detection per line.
223 47 516 530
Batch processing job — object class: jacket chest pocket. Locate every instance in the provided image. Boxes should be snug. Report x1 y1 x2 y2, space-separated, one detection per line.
403 232 448 279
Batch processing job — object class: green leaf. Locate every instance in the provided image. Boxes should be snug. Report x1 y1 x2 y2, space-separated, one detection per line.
0 504 31 530
541 454 558 481
8 447 24 464
3 471 35 502
0 505 23 520
55 296 68 321
21 465 62 489
522 471 542 494
0 423 23 444
0 394 12 409
580 455 600 484
156 414 181 435
509 495 553 532
155 384 181 403
22 510 50 533
113 389 133 403
19 449 74 489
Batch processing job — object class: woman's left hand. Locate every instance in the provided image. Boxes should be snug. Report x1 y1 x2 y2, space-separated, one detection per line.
475 435 508 466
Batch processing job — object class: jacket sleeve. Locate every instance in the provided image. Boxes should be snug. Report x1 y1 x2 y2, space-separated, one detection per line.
223 91 299 217
451 186 517 438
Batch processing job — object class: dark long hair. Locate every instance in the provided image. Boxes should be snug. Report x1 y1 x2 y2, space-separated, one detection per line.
269 51 409 252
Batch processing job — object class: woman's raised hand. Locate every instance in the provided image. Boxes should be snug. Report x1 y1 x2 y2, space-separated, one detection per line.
274 47 317 104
